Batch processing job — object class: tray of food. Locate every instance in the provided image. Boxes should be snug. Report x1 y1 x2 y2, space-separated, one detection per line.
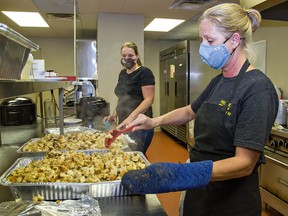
0 149 149 200
17 131 131 157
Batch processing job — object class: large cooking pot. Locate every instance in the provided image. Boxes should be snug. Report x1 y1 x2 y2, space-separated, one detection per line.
0 97 37 126
275 99 288 126
76 97 110 128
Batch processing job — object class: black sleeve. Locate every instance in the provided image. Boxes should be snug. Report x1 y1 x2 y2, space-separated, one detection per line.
140 67 155 86
234 87 278 152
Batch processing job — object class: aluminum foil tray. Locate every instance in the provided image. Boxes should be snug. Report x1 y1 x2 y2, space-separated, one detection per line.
0 152 149 200
44 126 99 135
16 135 130 157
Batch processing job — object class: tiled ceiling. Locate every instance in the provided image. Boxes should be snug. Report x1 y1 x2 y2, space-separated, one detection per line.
0 0 287 41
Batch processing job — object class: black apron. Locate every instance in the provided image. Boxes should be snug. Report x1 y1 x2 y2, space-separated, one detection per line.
183 60 262 216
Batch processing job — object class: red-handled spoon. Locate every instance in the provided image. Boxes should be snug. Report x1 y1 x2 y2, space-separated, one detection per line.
105 125 135 148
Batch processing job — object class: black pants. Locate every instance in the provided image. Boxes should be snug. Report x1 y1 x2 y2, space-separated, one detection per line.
128 129 154 154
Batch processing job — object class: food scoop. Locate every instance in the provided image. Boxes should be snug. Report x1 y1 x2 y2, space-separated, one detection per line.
105 125 135 147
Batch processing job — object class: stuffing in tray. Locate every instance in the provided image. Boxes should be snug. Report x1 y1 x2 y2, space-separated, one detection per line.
22 132 126 152
7 149 146 183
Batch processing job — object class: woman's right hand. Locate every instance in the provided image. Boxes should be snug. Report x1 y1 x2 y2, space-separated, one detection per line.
126 114 155 131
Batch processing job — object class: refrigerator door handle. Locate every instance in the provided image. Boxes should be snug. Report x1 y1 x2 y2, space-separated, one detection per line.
166 82 169 96
175 81 177 97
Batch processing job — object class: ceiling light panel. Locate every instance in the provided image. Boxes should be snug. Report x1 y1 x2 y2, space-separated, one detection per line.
144 18 185 32
2 11 49 27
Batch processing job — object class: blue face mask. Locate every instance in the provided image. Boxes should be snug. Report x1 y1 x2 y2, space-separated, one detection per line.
199 35 233 70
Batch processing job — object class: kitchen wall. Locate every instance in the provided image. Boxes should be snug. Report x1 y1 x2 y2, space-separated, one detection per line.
97 13 144 112
27 36 176 119
28 37 74 75
27 20 288 118
253 23 288 98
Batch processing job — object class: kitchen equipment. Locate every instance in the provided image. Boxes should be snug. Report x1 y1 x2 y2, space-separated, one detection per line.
78 77 98 97
275 99 288 126
261 129 288 216
105 125 135 147
76 97 110 128
73 80 95 104
0 23 39 80
0 97 36 126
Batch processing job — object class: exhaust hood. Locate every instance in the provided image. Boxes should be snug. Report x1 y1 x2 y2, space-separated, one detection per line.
259 1 288 21
241 0 288 21
169 0 217 10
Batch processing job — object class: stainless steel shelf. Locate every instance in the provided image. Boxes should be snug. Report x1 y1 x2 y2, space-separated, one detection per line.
0 80 72 99
0 80 73 139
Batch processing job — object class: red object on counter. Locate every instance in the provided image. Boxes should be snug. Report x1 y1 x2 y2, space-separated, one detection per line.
59 76 76 81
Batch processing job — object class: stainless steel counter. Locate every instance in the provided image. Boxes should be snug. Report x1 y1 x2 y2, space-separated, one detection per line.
0 80 72 100
0 126 167 215
0 144 21 203
0 80 74 137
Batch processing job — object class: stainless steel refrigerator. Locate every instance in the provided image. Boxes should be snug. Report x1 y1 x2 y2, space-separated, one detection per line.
159 40 219 145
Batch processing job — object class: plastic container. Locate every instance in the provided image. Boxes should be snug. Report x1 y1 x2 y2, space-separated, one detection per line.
44 99 57 127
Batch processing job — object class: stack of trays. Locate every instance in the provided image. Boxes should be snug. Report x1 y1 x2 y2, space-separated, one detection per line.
0 127 146 200
16 136 130 157
0 151 149 200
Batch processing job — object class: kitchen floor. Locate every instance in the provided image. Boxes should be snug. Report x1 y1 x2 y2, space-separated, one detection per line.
146 131 284 216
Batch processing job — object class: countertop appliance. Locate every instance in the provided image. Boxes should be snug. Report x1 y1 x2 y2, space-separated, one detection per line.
76 96 110 129
74 80 96 103
0 97 36 126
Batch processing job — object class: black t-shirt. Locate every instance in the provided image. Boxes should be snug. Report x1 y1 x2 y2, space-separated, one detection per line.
191 69 279 164
115 66 155 123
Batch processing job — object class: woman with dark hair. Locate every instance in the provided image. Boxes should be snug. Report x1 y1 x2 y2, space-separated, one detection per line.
103 42 155 154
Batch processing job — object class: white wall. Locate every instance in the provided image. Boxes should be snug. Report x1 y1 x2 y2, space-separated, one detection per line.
253 25 288 98
97 13 144 111
29 37 74 76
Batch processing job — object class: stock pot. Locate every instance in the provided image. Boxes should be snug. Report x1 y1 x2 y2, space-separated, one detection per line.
275 99 288 126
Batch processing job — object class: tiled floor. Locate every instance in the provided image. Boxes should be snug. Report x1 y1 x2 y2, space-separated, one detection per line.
146 131 284 216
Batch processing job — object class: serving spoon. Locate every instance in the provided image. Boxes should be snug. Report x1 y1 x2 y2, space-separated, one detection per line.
105 125 135 147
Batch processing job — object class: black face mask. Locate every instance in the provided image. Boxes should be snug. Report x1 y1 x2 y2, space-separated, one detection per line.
121 58 136 69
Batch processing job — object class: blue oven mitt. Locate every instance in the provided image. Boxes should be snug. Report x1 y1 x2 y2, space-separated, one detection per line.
121 160 213 194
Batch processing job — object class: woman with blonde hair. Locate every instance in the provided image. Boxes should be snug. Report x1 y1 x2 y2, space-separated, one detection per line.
121 3 278 215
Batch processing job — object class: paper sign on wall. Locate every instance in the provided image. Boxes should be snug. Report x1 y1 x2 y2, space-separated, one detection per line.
170 64 175 78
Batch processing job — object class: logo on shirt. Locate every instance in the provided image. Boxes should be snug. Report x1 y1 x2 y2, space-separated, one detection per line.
218 100 232 116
